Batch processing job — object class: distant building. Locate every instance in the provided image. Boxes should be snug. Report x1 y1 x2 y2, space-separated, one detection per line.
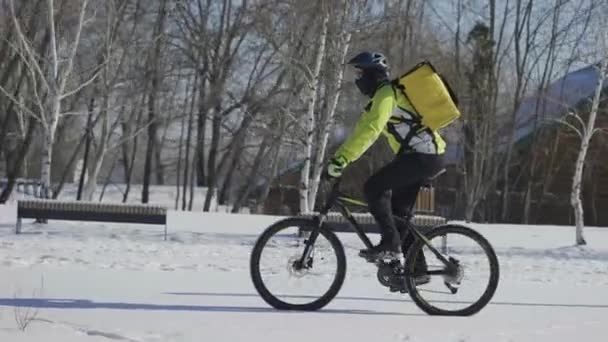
505 64 608 225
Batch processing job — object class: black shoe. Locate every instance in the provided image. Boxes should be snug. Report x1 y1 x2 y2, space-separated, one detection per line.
359 242 401 262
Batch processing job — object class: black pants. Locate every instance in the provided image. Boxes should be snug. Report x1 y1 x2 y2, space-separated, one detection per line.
363 153 444 256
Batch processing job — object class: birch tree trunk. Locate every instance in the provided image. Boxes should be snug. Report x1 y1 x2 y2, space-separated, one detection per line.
40 93 60 198
299 12 328 214
6 0 90 200
308 31 351 211
571 38 607 245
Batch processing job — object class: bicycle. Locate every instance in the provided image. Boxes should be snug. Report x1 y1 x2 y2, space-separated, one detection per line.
249 178 500 316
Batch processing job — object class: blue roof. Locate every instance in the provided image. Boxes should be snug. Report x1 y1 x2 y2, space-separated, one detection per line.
513 64 603 142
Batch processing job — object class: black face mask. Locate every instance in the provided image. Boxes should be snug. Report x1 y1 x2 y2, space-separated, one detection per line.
355 69 389 97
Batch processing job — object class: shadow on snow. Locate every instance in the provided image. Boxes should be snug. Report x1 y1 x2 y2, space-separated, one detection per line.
0 297 416 316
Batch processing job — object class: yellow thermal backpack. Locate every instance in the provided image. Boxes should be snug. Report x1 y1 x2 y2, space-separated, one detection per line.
394 61 461 130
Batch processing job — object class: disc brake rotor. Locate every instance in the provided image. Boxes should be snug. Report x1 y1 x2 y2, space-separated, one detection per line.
287 256 310 278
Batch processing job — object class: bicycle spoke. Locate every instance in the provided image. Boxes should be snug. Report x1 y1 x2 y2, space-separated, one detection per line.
257 226 340 306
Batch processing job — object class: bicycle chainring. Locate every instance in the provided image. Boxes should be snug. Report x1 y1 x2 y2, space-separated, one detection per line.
376 260 402 287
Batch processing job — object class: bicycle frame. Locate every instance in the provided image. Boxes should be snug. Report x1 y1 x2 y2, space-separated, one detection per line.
298 179 455 276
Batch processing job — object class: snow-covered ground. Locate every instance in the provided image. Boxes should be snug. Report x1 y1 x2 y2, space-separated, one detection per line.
0 203 607 342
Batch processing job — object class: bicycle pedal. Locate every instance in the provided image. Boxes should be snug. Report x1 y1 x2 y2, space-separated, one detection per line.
389 285 408 293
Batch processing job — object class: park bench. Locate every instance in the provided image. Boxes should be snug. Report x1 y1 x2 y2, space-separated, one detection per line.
16 200 168 240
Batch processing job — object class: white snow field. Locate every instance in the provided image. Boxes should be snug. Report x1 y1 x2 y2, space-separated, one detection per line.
0 203 607 342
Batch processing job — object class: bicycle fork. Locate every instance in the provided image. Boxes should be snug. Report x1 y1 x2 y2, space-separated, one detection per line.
296 214 326 269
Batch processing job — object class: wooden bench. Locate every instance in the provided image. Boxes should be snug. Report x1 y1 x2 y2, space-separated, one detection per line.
16 200 168 240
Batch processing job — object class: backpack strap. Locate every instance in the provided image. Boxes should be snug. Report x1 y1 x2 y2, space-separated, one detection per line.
386 113 426 155
391 79 423 120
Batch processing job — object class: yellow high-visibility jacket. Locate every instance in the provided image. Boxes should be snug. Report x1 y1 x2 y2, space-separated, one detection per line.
334 82 446 166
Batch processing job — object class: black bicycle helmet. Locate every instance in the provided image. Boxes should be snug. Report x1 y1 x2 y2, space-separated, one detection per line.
347 51 390 97
347 51 389 71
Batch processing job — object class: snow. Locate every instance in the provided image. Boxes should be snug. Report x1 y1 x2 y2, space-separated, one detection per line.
1 202 607 342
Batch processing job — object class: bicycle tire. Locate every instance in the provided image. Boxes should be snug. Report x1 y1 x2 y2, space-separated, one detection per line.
250 218 347 311
404 224 500 316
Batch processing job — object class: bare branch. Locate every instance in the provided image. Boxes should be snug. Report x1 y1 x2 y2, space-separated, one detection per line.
554 118 583 138
106 121 153 153
591 127 605 138
0 84 39 119
7 1 51 91
566 111 587 135
60 69 100 100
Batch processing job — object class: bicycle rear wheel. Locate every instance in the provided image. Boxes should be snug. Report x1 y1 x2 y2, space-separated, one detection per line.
404 224 499 316
250 218 346 311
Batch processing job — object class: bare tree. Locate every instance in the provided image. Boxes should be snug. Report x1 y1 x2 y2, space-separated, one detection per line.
462 22 499 222
80 1 140 201
307 1 358 211
561 23 607 245
141 0 168 204
500 0 534 221
299 10 329 214
0 0 93 199
0 0 47 203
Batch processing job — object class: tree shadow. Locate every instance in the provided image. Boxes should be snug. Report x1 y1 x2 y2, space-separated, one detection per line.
165 292 608 309
0 298 417 316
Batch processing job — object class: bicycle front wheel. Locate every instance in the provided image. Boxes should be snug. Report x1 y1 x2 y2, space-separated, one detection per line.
250 218 346 311
404 224 500 316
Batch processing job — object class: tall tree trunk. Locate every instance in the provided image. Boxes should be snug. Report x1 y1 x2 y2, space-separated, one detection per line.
183 85 196 210
98 153 119 202
77 96 95 200
176 75 196 210
216 110 257 205
52 131 87 199
231 135 271 213
176 114 185 210
122 99 145 203
142 0 168 204
155 117 168 185
571 46 607 245
196 76 208 187
0 116 37 203
258 141 282 209
142 105 158 203
189 148 196 211
203 105 222 211
308 31 351 211
218 149 241 206
40 94 61 199
299 11 328 214
535 130 562 221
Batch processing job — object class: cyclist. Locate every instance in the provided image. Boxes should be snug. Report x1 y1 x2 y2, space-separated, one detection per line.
325 52 445 270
